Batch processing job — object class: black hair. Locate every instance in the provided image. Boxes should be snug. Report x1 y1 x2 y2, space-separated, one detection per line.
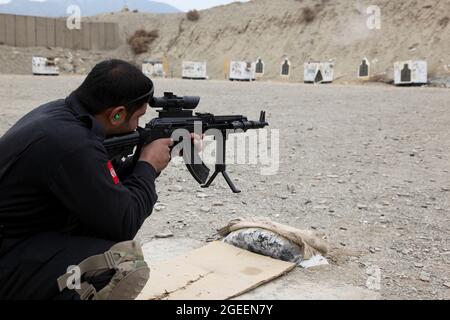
73 59 153 116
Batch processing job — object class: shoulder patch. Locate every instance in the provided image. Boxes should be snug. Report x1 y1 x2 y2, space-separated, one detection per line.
107 161 120 185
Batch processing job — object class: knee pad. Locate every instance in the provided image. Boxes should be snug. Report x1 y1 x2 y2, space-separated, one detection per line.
57 241 149 300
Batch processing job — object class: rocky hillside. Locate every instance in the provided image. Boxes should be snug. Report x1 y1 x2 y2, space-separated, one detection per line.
86 0 449 83
1 0 449 84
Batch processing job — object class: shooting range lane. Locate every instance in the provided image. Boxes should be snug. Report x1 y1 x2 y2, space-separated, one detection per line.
1 75 449 299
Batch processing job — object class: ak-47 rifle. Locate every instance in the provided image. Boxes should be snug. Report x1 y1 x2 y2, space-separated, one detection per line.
103 92 269 193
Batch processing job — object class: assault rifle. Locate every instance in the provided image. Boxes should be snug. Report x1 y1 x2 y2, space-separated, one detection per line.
104 92 269 193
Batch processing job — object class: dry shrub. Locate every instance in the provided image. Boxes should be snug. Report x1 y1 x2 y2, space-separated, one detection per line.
369 73 394 84
438 17 449 28
127 29 159 55
302 7 316 23
186 9 200 21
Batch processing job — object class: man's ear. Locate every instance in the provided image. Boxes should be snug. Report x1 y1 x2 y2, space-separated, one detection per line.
107 106 128 127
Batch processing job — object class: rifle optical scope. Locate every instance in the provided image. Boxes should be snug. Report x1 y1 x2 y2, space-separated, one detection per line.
150 92 200 110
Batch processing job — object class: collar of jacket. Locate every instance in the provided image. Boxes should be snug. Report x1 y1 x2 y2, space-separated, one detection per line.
65 92 106 140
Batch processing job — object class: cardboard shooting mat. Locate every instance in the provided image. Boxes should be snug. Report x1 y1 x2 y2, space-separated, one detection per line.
136 241 296 300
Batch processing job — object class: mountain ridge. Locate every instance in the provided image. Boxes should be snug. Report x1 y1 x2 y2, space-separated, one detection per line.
0 0 181 17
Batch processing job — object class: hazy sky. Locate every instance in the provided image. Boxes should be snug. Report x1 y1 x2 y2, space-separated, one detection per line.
0 0 251 12
156 0 250 11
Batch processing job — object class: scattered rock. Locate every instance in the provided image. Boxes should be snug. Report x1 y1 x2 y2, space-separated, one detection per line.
213 202 224 207
206 237 218 242
200 206 211 213
419 271 431 282
61 63 75 73
196 193 209 199
357 204 368 210
154 231 174 239
397 193 412 198
168 185 183 192
287 184 296 194
401 248 412 255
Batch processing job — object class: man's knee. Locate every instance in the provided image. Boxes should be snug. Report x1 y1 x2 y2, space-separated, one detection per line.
57 240 149 300
0 233 116 300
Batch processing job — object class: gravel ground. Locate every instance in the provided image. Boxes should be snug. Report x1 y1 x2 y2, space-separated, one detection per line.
0 75 449 299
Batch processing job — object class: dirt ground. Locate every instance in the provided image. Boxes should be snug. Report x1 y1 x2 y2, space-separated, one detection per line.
0 74 449 300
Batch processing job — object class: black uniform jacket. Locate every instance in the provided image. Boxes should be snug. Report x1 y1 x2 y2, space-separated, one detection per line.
0 93 158 244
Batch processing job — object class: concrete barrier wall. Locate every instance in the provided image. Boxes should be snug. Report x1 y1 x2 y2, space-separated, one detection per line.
55 19 65 48
0 14 5 44
0 13 120 50
26 16 36 47
90 22 101 50
97 22 106 50
105 23 118 50
72 28 82 50
35 17 46 47
15 15 27 47
5 14 15 46
46 18 56 47
81 22 91 50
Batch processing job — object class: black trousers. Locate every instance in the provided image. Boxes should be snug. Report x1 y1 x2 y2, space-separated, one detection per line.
0 232 116 300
